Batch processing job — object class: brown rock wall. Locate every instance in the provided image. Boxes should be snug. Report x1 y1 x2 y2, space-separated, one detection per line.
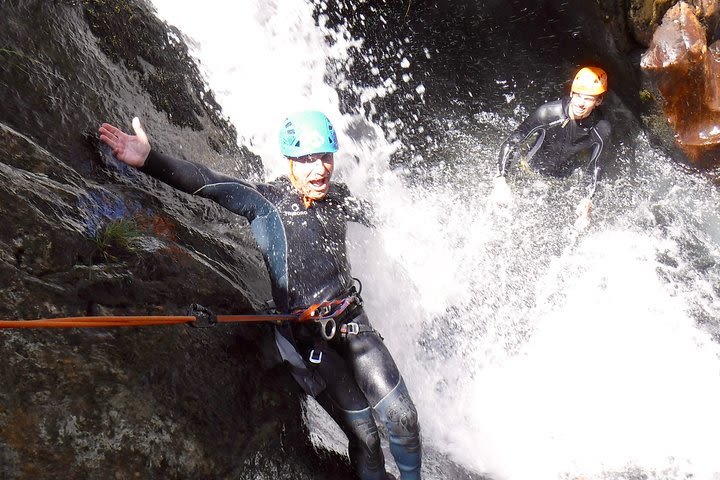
641 1 720 166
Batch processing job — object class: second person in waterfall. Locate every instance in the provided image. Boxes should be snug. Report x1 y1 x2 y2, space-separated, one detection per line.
491 66 612 230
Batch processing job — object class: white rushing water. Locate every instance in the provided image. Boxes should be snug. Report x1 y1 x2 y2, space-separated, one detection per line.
152 2 720 479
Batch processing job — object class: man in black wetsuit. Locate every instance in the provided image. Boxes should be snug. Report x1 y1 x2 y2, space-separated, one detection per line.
98 111 421 480
492 66 612 229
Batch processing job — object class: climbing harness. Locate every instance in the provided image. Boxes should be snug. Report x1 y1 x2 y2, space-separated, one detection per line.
295 278 364 340
339 321 377 338
295 293 362 340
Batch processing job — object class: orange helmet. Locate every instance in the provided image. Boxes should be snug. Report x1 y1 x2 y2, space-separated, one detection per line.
571 67 608 96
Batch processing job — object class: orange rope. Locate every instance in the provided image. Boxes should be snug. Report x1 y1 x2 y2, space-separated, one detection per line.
216 313 301 324
0 316 194 329
0 297 356 330
0 313 299 329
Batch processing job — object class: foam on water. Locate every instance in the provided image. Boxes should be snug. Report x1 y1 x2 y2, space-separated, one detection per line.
449 229 720 479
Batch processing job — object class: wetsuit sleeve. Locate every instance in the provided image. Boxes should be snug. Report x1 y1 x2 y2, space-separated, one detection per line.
343 195 375 227
140 149 252 194
140 150 291 311
496 104 554 176
335 183 375 227
583 119 612 197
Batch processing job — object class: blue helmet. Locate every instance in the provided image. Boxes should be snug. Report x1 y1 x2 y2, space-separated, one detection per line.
279 110 339 158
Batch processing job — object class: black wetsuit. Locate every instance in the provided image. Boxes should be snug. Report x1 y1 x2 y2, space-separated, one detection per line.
497 96 611 196
139 150 421 480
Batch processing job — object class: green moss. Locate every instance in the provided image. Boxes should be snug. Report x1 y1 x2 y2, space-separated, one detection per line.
639 88 654 103
641 111 668 131
92 217 141 262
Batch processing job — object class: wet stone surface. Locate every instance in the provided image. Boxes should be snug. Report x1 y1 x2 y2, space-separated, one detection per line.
641 1 720 167
0 1 354 478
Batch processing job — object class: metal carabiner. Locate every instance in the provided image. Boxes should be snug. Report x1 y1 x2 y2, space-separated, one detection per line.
316 316 337 340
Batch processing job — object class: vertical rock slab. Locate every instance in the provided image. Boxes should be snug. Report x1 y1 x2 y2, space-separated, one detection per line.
0 1 356 477
641 1 720 167
628 0 677 46
0 121 352 479
706 41 720 110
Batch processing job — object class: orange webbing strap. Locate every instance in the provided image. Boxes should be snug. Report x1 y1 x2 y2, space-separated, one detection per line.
296 296 355 321
294 295 360 340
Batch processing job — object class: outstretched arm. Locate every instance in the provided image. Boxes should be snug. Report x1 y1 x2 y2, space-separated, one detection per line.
99 117 245 194
493 110 545 205
496 103 555 177
99 118 291 310
582 119 611 199
492 120 529 206
335 183 375 227
497 138 519 177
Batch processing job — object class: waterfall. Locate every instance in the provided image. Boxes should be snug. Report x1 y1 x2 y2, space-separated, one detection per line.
151 1 720 479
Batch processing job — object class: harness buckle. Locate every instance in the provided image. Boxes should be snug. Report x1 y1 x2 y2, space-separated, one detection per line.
343 322 360 336
308 349 323 364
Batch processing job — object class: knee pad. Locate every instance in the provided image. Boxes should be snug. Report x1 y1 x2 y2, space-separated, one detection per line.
374 379 420 439
374 379 422 479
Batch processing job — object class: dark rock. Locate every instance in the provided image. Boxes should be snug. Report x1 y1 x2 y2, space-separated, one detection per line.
628 0 677 46
0 1 354 478
0 119 350 478
0 0 263 180
3 0 718 477
318 0 643 165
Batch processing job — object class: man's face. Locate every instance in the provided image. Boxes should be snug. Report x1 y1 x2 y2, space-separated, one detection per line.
569 92 602 120
289 152 335 200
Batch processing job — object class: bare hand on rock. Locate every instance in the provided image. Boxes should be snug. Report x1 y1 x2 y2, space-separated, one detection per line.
98 117 151 168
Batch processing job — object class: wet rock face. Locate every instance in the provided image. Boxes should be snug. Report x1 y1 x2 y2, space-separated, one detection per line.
0 0 262 179
628 0 678 46
320 0 643 163
641 1 720 167
626 0 719 47
0 120 353 479
0 1 354 478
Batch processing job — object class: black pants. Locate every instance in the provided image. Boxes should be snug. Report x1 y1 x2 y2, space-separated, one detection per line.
297 311 422 480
